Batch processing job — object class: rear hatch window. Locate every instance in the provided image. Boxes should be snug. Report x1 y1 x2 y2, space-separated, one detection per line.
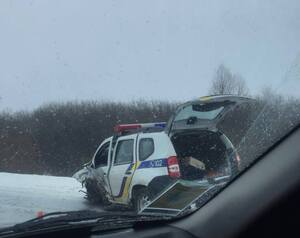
174 104 224 122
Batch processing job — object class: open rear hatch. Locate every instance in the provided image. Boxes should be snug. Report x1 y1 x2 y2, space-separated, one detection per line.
166 95 255 134
166 96 257 181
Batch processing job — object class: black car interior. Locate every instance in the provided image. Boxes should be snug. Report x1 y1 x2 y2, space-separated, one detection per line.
171 131 228 180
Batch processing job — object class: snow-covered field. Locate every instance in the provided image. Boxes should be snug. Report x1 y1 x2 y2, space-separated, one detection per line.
0 172 103 228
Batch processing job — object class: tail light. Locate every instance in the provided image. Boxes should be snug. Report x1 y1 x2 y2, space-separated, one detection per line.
167 156 181 178
235 152 241 170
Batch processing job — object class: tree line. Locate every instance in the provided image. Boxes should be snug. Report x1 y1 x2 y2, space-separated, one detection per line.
1 64 299 176
0 101 177 176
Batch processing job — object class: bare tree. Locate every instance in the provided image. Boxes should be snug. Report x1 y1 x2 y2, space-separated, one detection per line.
209 64 234 95
209 64 249 96
257 86 283 104
233 74 249 96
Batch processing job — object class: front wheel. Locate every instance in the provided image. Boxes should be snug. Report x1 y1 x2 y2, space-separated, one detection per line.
84 178 111 206
133 188 152 213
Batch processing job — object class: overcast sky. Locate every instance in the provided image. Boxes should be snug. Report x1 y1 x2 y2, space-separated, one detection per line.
0 0 300 111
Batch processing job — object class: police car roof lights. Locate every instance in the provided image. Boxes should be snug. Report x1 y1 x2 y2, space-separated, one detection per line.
114 122 166 133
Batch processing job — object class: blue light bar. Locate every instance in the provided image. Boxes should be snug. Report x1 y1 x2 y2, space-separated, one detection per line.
154 122 166 128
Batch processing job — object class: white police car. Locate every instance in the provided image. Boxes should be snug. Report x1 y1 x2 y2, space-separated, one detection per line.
74 95 254 212
74 122 180 211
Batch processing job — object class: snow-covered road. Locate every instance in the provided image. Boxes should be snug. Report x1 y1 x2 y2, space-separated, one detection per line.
0 173 103 228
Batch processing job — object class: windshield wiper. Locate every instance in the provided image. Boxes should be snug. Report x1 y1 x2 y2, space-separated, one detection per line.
0 210 169 236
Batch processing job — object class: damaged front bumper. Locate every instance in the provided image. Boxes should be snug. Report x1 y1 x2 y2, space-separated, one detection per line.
73 165 112 205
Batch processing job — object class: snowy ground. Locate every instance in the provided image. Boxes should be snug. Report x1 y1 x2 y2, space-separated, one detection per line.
0 172 103 228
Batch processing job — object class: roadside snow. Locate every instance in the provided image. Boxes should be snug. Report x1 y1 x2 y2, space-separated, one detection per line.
0 173 102 228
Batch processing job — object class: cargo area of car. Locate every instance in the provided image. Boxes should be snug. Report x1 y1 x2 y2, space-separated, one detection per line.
171 130 230 180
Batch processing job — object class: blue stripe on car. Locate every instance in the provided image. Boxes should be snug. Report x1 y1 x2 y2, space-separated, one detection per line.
138 158 167 169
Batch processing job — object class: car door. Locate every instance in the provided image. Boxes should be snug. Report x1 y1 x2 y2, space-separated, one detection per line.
92 138 112 187
108 134 136 200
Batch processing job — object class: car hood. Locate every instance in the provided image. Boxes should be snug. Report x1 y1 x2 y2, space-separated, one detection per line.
167 95 255 134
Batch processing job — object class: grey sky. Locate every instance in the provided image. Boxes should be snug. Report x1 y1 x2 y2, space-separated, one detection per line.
0 0 300 111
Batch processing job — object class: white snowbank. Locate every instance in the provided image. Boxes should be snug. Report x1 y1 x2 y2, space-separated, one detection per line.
0 173 102 228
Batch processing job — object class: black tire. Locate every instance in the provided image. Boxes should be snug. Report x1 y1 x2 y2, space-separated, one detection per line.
133 188 152 213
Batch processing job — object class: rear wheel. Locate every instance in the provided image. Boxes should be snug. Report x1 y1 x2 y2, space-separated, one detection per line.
133 188 151 213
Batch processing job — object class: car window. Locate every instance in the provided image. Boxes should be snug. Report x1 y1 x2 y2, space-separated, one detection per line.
139 138 154 161
94 142 110 168
114 140 134 165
